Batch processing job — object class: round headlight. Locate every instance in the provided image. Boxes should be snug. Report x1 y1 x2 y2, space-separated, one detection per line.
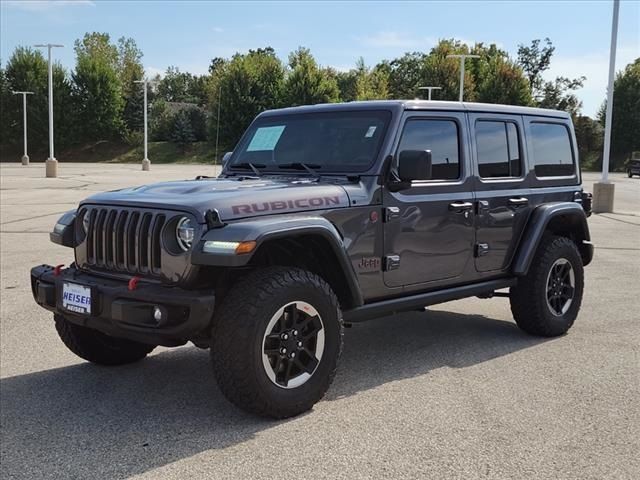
82 211 90 233
176 217 195 251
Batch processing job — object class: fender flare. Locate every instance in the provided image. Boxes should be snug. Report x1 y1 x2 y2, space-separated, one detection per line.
512 202 593 276
191 215 364 307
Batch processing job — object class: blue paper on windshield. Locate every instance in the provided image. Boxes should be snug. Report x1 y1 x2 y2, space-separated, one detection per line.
247 126 286 151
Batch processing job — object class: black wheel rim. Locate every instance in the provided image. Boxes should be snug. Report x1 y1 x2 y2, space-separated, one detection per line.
261 301 325 389
545 258 575 316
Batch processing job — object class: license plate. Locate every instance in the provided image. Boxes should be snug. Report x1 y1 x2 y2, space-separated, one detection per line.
62 282 92 314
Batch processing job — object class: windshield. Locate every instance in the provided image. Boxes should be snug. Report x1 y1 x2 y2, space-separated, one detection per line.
229 110 391 173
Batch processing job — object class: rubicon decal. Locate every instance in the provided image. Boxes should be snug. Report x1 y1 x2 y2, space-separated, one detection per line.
232 195 342 215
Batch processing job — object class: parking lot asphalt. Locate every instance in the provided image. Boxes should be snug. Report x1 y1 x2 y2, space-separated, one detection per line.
1 163 638 479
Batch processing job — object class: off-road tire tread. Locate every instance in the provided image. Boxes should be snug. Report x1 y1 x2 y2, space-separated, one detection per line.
211 267 343 418
510 235 584 337
55 315 155 365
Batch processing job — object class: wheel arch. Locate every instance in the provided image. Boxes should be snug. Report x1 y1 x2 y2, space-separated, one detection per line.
512 202 593 276
192 216 364 309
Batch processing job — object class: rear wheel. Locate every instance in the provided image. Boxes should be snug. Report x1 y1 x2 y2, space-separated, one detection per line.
55 315 155 365
510 236 584 337
629 170 633 178
211 267 343 418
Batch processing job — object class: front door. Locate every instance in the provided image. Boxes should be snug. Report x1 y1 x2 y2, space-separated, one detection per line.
383 112 475 288
469 113 531 272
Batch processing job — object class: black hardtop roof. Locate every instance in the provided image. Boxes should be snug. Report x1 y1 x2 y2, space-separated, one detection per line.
260 100 570 119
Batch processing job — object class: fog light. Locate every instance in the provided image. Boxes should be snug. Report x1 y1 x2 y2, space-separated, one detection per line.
153 306 163 322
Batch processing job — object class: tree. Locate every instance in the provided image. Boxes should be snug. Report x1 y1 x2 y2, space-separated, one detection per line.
517 38 585 114
469 43 532 106
117 37 145 132
208 47 285 148
171 109 195 151
599 58 640 168
517 37 555 95
574 115 603 169
283 47 339 106
72 33 124 141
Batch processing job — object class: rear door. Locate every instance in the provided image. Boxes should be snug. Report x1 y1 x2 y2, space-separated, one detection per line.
382 111 475 288
469 113 531 272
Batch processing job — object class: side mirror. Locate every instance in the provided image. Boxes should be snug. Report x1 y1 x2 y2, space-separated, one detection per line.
398 150 432 182
221 151 233 167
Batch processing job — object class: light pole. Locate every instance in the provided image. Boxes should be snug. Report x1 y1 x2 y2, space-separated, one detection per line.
215 86 222 166
593 0 620 214
418 86 442 100
34 43 63 178
134 78 156 171
12 91 34 166
447 54 480 102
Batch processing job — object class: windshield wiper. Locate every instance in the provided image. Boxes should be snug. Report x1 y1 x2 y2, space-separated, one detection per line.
277 162 321 178
231 162 265 177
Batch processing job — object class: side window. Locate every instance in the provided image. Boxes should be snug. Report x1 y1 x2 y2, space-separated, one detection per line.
530 122 575 177
475 120 522 178
397 119 460 180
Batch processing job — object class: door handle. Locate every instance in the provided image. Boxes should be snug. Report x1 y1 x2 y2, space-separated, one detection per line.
508 197 529 207
449 201 473 212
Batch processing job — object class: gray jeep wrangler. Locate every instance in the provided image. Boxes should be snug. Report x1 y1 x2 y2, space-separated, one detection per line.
31 101 593 418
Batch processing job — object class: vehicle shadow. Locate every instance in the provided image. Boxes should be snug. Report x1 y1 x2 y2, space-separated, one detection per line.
0 308 549 479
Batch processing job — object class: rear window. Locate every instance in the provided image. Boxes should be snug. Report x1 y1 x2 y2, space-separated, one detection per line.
530 122 575 177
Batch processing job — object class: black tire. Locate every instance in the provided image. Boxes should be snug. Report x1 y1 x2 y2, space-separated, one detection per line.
628 170 633 178
211 267 343 418
510 236 584 337
55 315 155 365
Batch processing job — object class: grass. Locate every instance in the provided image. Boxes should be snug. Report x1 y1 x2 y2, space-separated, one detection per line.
0 141 226 165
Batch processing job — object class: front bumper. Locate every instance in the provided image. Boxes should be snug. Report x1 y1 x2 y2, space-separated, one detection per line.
30 265 215 347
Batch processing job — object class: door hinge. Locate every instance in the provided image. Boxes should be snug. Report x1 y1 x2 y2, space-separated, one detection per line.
383 255 401 271
475 243 490 257
384 206 400 222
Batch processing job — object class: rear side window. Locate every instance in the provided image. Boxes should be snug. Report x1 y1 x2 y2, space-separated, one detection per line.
530 122 575 177
397 119 460 180
475 121 522 178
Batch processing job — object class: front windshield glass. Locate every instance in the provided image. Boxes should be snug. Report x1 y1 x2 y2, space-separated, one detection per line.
229 110 391 173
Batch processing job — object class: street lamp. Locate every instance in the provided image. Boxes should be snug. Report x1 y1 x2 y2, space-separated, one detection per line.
446 54 480 102
12 91 34 166
417 86 442 100
593 0 620 213
134 78 156 171
34 43 63 178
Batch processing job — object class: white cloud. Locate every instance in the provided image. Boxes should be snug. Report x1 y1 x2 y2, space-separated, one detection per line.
145 66 166 79
543 44 639 116
4 0 95 11
357 31 432 49
212 26 224 33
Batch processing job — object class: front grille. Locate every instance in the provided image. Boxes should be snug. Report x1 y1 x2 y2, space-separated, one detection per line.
81 207 166 276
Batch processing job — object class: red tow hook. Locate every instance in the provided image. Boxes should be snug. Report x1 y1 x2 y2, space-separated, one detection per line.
128 276 141 291
53 264 65 276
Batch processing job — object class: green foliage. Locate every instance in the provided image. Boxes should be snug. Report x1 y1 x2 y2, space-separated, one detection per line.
117 37 145 132
157 66 208 105
471 43 532 105
574 115 603 170
170 110 196 151
607 59 640 167
72 33 124 141
283 47 339 106
208 47 285 148
517 38 585 114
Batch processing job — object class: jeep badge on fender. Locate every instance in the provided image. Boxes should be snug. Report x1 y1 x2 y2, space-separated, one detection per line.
31 100 593 418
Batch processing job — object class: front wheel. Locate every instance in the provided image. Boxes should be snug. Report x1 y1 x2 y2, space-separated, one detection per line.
628 170 633 178
510 236 584 337
211 267 343 418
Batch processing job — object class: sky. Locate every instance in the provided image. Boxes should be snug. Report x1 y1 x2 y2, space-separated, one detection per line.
1 0 638 117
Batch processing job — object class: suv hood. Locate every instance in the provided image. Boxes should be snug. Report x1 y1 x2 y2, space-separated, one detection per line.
80 177 351 222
